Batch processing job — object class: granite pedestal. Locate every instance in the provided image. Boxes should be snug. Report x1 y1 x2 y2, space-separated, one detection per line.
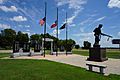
87 45 108 62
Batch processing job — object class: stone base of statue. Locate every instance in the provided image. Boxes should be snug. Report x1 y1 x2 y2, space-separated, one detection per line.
87 45 108 62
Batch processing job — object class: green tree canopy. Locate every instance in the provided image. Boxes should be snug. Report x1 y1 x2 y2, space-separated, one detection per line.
16 31 29 44
0 29 16 49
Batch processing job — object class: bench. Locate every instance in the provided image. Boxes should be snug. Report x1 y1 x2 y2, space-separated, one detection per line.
86 63 107 74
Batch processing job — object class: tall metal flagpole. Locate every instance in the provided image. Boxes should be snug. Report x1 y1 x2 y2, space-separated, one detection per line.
44 2 47 57
56 7 58 56
66 12 68 56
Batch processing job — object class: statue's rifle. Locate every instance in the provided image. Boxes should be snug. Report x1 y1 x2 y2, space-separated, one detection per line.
101 33 113 41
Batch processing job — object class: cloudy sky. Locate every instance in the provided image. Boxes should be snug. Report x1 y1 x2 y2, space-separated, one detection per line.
0 0 120 47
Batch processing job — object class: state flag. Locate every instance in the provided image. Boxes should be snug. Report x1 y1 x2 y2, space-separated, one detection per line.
51 20 57 28
60 23 66 30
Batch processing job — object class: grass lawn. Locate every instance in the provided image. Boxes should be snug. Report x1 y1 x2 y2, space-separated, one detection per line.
73 49 120 59
0 53 10 58
72 49 89 56
107 51 120 59
0 59 120 80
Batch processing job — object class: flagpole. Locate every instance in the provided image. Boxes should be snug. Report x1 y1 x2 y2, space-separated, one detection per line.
66 12 68 56
44 2 47 57
56 7 58 56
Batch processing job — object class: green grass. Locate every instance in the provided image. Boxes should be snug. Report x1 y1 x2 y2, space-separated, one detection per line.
0 59 120 80
72 49 89 56
73 49 120 59
107 51 120 59
0 53 10 58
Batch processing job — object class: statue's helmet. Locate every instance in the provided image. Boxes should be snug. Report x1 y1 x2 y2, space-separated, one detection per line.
98 24 103 28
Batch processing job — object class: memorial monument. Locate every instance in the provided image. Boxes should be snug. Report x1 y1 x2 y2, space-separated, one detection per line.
13 41 19 53
34 43 41 52
10 41 20 58
87 24 112 62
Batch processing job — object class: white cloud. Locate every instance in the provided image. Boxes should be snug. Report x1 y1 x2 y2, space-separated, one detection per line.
67 10 81 25
18 25 23 27
80 27 85 32
73 32 93 37
73 32 94 46
56 0 86 9
0 24 10 29
0 0 5 4
18 25 30 28
100 36 114 47
25 25 30 28
108 0 120 8
110 26 118 29
0 0 3 3
51 29 60 37
89 16 106 25
10 16 27 22
0 6 17 12
18 6 41 22
79 18 92 26
26 29 30 32
53 29 60 35
96 16 106 22
69 24 76 27
23 32 30 36
55 0 87 25
118 32 120 36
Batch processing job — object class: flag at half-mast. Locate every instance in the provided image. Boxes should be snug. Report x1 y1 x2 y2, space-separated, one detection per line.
39 17 46 26
51 20 57 28
60 23 66 30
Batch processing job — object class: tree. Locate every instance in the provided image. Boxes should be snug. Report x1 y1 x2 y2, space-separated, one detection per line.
30 34 42 47
75 45 80 49
57 39 76 51
83 41 91 49
16 31 29 47
0 29 16 49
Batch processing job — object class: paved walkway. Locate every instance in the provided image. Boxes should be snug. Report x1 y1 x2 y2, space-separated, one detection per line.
0 50 12 53
3 54 120 75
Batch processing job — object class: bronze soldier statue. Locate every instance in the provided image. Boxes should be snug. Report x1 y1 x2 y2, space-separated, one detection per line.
93 24 103 46
93 24 112 47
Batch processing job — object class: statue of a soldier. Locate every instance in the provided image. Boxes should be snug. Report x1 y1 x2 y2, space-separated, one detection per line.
93 24 112 47
93 24 103 46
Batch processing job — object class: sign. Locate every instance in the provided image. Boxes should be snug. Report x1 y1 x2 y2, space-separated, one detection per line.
112 39 120 44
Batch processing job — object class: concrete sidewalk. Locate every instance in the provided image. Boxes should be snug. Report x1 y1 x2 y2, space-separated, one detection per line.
0 50 12 53
3 54 120 75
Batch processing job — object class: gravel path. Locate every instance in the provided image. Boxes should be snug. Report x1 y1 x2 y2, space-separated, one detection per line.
3 54 120 75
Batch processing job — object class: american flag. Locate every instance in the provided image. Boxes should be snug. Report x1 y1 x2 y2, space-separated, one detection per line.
39 17 46 26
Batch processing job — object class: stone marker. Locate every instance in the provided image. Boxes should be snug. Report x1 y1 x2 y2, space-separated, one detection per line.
23 42 30 52
34 43 41 52
13 41 19 53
